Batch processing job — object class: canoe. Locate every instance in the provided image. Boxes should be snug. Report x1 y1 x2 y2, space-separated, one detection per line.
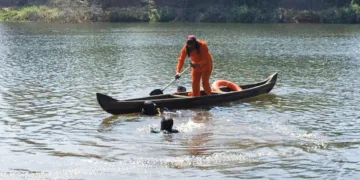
96 72 278 115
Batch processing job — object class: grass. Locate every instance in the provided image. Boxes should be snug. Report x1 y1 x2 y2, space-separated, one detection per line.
0 6 61 22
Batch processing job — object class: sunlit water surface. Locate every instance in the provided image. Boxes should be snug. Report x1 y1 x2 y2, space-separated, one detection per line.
0 22 359 179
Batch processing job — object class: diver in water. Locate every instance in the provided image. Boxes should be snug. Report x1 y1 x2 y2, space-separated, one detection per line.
141 100 169 115
140 100 179 134
141 100 159 116
151 116 179 134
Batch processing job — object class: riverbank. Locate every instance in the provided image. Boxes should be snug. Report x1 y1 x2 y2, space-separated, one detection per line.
1 4 360 23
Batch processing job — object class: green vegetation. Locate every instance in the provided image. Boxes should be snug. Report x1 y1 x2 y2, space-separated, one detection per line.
0 6 60 22
0 0 360 23
292 3 360 23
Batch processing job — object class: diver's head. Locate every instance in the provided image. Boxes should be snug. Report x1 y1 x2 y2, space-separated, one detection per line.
141 101 158 115
161 116 174 132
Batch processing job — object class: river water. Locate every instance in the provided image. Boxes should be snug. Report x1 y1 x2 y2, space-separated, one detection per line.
0 22 359 179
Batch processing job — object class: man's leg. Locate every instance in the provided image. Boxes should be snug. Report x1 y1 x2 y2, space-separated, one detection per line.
201 70 212 95
191 71 202 97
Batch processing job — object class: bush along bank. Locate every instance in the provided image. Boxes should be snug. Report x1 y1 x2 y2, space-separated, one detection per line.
1 4 360 24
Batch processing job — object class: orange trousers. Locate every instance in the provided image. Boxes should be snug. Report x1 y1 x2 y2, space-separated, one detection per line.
189 70 212 97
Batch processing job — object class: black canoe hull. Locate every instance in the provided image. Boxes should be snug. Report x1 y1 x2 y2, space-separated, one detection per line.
97 73 278 115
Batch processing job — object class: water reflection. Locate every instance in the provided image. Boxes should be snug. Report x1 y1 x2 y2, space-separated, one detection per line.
99 114 141 132
183 132 213 156
181 111 214 156
191 111 213 123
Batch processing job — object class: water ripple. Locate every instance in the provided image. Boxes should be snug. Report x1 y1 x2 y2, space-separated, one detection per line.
0 22 359 179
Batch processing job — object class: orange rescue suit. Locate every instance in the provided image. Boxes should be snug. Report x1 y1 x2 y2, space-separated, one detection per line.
176 40 213 97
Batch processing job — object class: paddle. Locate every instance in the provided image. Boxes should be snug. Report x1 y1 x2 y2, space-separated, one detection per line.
149 66 191 96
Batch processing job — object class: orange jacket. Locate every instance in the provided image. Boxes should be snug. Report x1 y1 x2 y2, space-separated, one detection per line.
177 40 213 73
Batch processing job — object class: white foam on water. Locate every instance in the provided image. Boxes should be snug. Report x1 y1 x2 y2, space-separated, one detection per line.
175 120 205 133
137 119 205 134
137 124 157 133
265 120 329 151
0 147 305 180
172 110 197 117
215 110 329 153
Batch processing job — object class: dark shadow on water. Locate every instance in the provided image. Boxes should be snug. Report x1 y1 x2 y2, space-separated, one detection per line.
239 93 281 107
9 169 43 174
241 93 279 103
98 113 141 132
206 93 281 109
51 151 118 162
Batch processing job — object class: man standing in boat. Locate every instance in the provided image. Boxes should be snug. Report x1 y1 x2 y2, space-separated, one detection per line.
175 35 213 97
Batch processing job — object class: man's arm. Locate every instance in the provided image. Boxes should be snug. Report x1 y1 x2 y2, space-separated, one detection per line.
176 45 187 73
